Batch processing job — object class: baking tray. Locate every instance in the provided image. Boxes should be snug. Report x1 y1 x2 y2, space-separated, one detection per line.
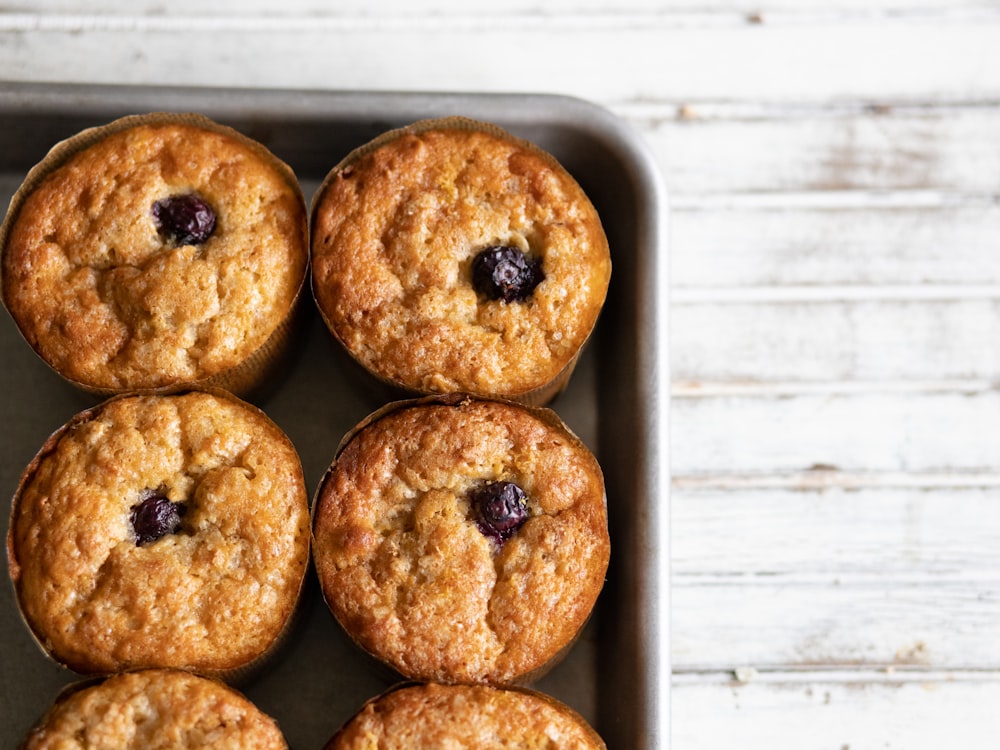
0 82 669 749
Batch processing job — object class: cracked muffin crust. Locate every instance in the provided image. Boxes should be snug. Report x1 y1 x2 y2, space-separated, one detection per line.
326 682 605 749
7 390 310 677
22 669 288 749
310 119 611 404
0 115 308 395
312 395 610 686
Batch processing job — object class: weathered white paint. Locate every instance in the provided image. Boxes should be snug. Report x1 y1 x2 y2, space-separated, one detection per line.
672 672 1000 750
671 298 1000 382
671 485 1000 667
671 390 1000 475
670 203 1000 288
672 486 1000 577
673 576 999 668
671 572 1000 671
0 21 999 102
644 105 1000 194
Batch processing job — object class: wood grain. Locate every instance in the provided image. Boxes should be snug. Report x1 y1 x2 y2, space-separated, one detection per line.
672 485 999 668
671 299 1000 382
673 486 999 577
671 390 1000 475
670 203 1000 288
1 19 999 102
673 672 1000 749
644 104 1000 194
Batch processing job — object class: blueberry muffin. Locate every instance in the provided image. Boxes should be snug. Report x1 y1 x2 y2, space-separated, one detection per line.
7 389 310 678
326 682 605 749
312 394 610 685
21 669 288 749
310 118 611 405
0 113 308 397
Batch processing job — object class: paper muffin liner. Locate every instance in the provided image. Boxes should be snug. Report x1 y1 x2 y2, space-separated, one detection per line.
6 387 311 684
0 112 310 401
323 681 606 749
311 393 609 687
20 669 289 750
309 116 609 407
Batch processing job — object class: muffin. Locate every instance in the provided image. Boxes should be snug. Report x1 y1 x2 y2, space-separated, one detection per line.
312 394 610 685
6 389 310 678
0 113 308 397
21 669 288 749
310 118 611 405
326 682 605 749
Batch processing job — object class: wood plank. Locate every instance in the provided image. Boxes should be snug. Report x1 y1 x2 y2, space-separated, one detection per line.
670 203 1000 288
672 486 1000 578
670 298 1000 382
672 486 1000 668
672 578 1000 668
670 390 1000 476
672 671 1000 750
640 105 1000 194
0 23 998 102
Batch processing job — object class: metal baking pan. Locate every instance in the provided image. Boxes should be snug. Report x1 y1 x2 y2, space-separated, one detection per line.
0 82 669 749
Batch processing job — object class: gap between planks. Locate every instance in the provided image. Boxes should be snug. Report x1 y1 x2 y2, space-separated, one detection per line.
668 190 999 210
671 284 1000 303
671 666 1000 684
671 380 998 397
616 97 1000 121
671 469 1000 491
5 7 1000 32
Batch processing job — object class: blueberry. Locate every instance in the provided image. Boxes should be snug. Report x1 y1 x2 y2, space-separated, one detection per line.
470 481 529 546
130 489 185 546
151 194 216 246
471 246 544 303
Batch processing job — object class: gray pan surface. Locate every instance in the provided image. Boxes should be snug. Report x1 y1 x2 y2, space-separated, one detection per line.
0 83 669 749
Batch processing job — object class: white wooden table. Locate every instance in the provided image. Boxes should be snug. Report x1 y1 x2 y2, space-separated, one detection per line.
2 2 998 747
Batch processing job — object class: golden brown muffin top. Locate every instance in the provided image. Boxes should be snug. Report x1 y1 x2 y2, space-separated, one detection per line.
310 124 611 398
312 397 610 685
8 390 310 676
22 670 288 750
327 683 605 749
1 119 307 391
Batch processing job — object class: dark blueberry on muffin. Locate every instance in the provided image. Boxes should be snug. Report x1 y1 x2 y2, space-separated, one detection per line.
470 480 529 545
130 489 185 546
152 193 217 246
471 245 544 303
